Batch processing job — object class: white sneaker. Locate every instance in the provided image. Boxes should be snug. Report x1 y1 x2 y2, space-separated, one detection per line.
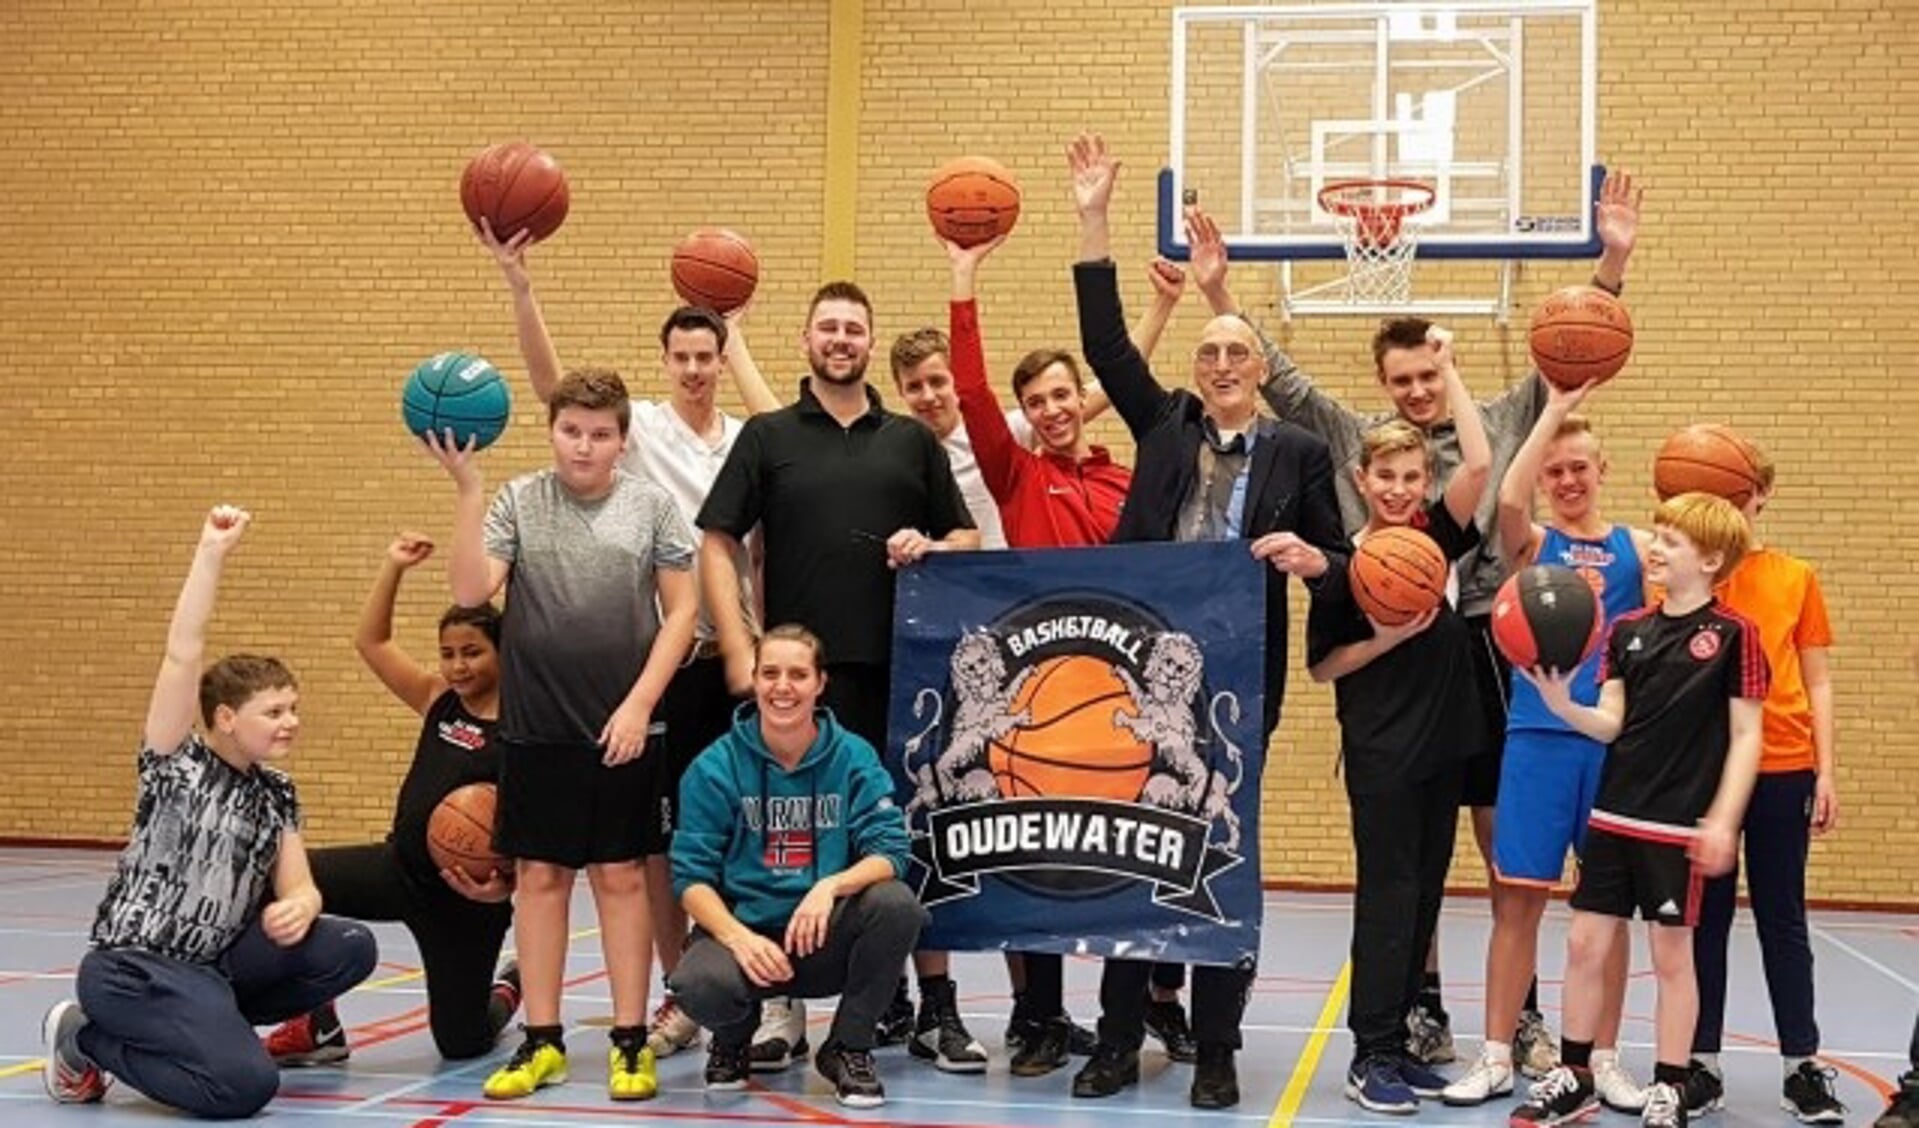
646 995 702 1058
750 997 809 1072
1594 1053 1648 1113
1515 1008 1560 1079
1441 1051 1515 1106
1642 1080 1685 1128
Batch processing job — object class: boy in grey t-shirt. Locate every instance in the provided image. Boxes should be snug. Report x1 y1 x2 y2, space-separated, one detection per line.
428 369 698 1102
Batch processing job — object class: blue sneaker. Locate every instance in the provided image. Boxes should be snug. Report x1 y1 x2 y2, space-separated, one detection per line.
1348 1055 1420 1115
1396 1053 1451 1098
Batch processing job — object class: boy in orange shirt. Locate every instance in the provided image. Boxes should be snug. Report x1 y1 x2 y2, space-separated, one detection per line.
1686 443 1842 1124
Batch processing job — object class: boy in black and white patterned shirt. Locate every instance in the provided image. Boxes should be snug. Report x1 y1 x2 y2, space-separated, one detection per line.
43 506 377 1118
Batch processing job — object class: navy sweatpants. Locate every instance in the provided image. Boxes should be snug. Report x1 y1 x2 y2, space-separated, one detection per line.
77 916 377 1119
1691 769 1820 1058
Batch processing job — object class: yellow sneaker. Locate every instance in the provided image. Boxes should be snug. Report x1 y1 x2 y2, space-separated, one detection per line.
609 1041 659 1101
484 1038 567 1100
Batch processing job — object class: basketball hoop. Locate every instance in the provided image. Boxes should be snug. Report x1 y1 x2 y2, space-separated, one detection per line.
1317 179 1438 305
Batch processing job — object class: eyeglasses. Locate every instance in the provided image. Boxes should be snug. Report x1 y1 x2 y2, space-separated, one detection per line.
1194 342 1253 366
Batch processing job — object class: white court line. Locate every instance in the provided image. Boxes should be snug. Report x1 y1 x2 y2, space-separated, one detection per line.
1811 923 1919 994
332 1044 500 1116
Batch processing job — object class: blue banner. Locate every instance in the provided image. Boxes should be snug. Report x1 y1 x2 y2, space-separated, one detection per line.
886 541 1267 968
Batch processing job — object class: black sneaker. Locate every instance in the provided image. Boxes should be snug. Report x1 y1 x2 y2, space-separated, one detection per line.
908 978 988 1073
1071 1042 1140 1098
1009 1017 1071 1078
705 1042 750 1091
1875 1081 1919 1128
1511 1064 1598 1127
1683 1060 1725 1117
1191 1043 1240 1110
1783 1062 1847 1125
1067 1016 1098 1057
1144 997 1199 1064
815 1041 885 1109
1004 1014 1039 1057
876 981 915 1046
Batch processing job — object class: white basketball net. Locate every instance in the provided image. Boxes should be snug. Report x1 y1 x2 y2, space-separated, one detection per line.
1320 181 1436 306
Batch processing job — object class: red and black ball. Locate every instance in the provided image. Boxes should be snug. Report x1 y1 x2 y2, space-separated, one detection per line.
1490 564 1605 674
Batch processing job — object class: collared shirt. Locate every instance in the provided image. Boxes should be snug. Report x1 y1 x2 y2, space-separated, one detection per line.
697 379 974 665
1176 416 1264 543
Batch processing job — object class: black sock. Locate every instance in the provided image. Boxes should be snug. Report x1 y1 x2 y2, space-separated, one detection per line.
1654 1062 1690 1088
524 1023 565 1051
1418 971 1443 1012
1010 990 1035 1023
918 972 952 996
1562 1039 1594 1069
610 1024 645 1050
1524 978 1540 1013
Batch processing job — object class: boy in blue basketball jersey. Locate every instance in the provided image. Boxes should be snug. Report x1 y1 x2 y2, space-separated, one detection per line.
1444 382 1651 1108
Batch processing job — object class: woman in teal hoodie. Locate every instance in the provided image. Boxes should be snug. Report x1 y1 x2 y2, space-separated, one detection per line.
669 624 925 1109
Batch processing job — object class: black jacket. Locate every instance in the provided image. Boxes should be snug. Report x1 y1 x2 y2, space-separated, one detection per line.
1075 260 1350 736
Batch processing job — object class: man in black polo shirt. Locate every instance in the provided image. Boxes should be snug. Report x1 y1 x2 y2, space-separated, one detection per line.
696 280 986 1077
1065 133 1351 1110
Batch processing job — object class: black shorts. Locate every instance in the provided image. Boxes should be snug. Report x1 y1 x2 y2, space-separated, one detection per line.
1459 613 1510 808
495 731 667 867
655 652 743 838
1569 825 1703 927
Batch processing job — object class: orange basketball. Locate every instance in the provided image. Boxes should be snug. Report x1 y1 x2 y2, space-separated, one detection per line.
1350 526 1448 627
670 228 760 314
988 655 1151 801
426 783 506 882
926 156 1022 248
1653 423 1766 507
460 142 570 244
1528 285 1634 390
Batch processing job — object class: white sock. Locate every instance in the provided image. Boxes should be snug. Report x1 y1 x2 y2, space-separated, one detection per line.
1592 1048 1618 1069
1484 1040 1513 1066
1696 1053 1721 1077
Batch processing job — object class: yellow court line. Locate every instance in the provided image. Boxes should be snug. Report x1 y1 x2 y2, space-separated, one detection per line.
0 1059 44 1079
820 0 864 278
1269 958 1352 1128
352 926 599 993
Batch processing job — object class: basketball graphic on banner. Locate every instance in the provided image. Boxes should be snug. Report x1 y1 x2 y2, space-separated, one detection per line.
989 655 1152 801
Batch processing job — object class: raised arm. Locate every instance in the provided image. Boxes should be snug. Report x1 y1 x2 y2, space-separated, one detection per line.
354 533 447 716
723 304 783 416
144 506 250 754
1069 133 1173 438
479 220 564 404
1128 258 1186 364
1527 670 1626 743
424 431 510 607
1496 380 1591 570
947 233 1023 502
1434 327 1491 529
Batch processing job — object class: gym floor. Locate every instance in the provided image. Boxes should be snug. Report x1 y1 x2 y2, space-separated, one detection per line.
0 846 1908 1127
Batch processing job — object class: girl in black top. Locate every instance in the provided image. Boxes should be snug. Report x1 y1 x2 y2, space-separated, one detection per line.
262 533 518 1063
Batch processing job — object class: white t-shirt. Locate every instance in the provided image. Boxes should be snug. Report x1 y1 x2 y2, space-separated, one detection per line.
942 411 1030 551
624 399 757 640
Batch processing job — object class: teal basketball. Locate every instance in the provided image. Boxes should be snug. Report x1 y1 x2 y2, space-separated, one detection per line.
402 352 510 450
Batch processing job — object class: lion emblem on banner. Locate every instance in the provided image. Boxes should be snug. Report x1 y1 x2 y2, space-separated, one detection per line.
904 620 1244 853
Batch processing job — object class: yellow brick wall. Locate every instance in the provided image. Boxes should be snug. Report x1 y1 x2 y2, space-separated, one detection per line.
3 0 1914 904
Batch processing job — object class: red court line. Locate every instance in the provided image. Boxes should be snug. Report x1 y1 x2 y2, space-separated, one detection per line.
276 1087 1110 1128
405 1100 479 1128
348 968 613 1053
0 964 75 990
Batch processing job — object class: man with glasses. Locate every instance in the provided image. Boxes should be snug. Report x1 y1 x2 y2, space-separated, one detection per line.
1063 133 1350 1111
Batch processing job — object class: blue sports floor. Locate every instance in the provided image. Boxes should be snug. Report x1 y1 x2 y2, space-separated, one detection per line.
0 846 1909 1126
